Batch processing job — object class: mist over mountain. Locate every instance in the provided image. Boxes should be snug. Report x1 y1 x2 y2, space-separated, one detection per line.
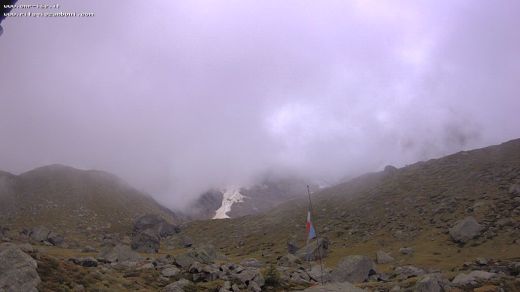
1 1 519 208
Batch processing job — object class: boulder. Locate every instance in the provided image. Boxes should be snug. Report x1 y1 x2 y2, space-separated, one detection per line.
449 216 482 243
97 244 142 263
414 274 442 292
175 245 220 269
296 237 329 261
70 257 98 267
394 266 425 280
162 279 193 292
331 255 376 283
0 245 41 292
303 282 366 291
29 226 50 242
190 262 221 282
133 214 179 238
161 266 180 277
452 270 496 285
399 247 414 255
164 234 193 249
17 243 34 253
81 245 98 253
376 250 394 264
131 229 160 253
28 226 64 246
279 267 312 285
308 264 332 283
509 184 520 195
47 231 65 246
240 258 263 268
277 253 302 267
232 267 265 288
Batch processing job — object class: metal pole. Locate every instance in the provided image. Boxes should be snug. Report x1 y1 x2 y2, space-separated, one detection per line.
307 185 324 286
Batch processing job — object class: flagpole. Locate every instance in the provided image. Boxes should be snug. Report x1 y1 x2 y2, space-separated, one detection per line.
307 185 324 286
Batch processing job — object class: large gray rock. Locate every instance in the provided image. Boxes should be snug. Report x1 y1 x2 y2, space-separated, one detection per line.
0 245 41 292
376 250 394 264
131 229 160 253
133 214 179 238
277 253 302 267
167 234 193 248
452 270 496 285
161 266 180 277
279 267 312 285
303 282 366 291
28 226 64 246
240 258 263 268
414 274 442 292
449 216 482 243
97 244 142 263
296 238 329 261
331 255 376 283
232 267 265 288
47 231 64 246
162 279 193 292
394 266 425 280
29 226 50 242
399 247 414 255
308 264 332 283
174 244 220 269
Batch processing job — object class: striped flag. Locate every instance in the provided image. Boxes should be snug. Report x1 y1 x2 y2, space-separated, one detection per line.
306 210 316 241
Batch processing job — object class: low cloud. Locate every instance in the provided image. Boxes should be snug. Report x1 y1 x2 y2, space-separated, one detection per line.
1 0 519 208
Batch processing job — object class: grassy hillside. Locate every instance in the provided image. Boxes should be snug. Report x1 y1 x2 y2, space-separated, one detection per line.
181 138 520 270
0 164 178 238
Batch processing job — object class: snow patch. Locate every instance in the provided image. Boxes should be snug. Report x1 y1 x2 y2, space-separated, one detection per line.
213 187 245 219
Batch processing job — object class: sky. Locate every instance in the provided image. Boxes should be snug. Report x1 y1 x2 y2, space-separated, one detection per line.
1 0 519 208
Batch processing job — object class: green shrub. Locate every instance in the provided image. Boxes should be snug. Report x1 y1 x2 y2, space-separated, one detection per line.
263 264 281 287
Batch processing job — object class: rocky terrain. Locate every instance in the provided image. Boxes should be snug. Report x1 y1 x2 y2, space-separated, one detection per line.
1 139 520 291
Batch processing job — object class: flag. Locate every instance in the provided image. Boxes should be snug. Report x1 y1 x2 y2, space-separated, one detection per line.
306 210 316 241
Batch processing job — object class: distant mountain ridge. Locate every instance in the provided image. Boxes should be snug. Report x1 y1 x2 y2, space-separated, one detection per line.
0 164 178 236
188 177 319 219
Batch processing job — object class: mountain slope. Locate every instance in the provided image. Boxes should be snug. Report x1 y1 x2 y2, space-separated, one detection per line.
181 138 520 269
0 164 178 235
188 177 318 219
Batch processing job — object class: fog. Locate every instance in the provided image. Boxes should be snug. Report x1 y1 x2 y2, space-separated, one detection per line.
1 0 519 208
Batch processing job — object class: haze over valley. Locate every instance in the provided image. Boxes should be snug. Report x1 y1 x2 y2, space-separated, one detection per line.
1 0 520 291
